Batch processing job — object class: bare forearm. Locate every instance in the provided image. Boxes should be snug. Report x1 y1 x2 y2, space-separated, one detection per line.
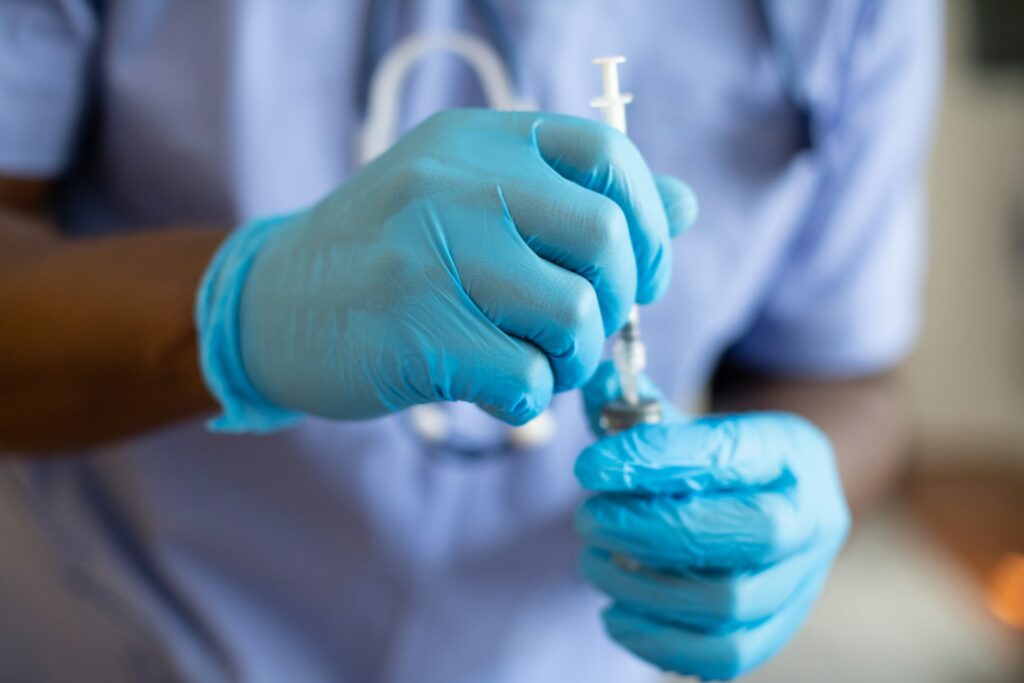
0 204 225 453
711 362 911 515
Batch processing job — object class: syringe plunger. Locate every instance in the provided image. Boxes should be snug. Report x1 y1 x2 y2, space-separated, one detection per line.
590 55 633 135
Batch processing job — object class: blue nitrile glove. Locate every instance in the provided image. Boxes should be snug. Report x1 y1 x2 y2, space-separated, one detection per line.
196 109 698 431
575 362 850 680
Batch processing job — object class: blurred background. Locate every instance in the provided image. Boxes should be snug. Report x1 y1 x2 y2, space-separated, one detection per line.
708 2 1024 681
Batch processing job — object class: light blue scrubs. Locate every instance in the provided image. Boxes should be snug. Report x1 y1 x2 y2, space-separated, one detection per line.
0 1 941 681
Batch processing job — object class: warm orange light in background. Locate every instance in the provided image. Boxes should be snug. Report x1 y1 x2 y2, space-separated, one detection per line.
987 553 1024 630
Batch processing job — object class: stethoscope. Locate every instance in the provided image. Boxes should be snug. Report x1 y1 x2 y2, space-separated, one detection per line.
357 0 810 453
358 30 533 164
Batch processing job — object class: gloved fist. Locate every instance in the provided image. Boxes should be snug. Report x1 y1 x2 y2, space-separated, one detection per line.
575 363 850 680
197 109 697 430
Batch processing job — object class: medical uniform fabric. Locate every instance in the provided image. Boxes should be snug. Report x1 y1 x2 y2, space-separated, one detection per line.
0 1 941 681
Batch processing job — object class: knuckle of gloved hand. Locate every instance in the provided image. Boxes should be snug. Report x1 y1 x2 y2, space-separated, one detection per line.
555 278 600 335
591 121 636 168
585 197 629 261
752 498 796 560
552 280 602 382
710 580 762 627
390 157 446 205
587 200 634 330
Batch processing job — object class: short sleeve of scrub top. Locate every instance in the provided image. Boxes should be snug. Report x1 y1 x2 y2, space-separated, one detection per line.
0 0 97 177
729 0 944 377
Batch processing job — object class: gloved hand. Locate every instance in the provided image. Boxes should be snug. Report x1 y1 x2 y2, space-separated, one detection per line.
575 362 850 680
196 109 698 431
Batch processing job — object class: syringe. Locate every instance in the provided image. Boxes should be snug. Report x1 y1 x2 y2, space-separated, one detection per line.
591 56 663 435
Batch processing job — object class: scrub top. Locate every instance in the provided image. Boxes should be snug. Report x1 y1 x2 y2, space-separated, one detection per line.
0 1 941 681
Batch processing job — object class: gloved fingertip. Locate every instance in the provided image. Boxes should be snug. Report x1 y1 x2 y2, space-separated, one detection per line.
478 388 550 427
551 320 605 394
483 401 543 427
655 174 699 239
634 242 671 305
600 603 633 634
573 445 621 491
600 604 674 665
571 498 597 536
604 604 742 681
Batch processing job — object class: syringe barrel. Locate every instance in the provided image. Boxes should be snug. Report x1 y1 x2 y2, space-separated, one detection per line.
613 338 643 405
597 102 627 134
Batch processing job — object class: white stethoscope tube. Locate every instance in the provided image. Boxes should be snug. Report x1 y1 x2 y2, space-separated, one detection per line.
359 31 533 164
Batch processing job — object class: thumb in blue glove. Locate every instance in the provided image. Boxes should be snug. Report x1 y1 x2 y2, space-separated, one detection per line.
575 364 851 680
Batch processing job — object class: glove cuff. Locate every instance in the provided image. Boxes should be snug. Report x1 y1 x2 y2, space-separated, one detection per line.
194 215 303 433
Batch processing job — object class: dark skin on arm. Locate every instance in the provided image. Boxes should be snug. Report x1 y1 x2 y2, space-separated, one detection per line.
0 175 910 516
0 178 222 451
